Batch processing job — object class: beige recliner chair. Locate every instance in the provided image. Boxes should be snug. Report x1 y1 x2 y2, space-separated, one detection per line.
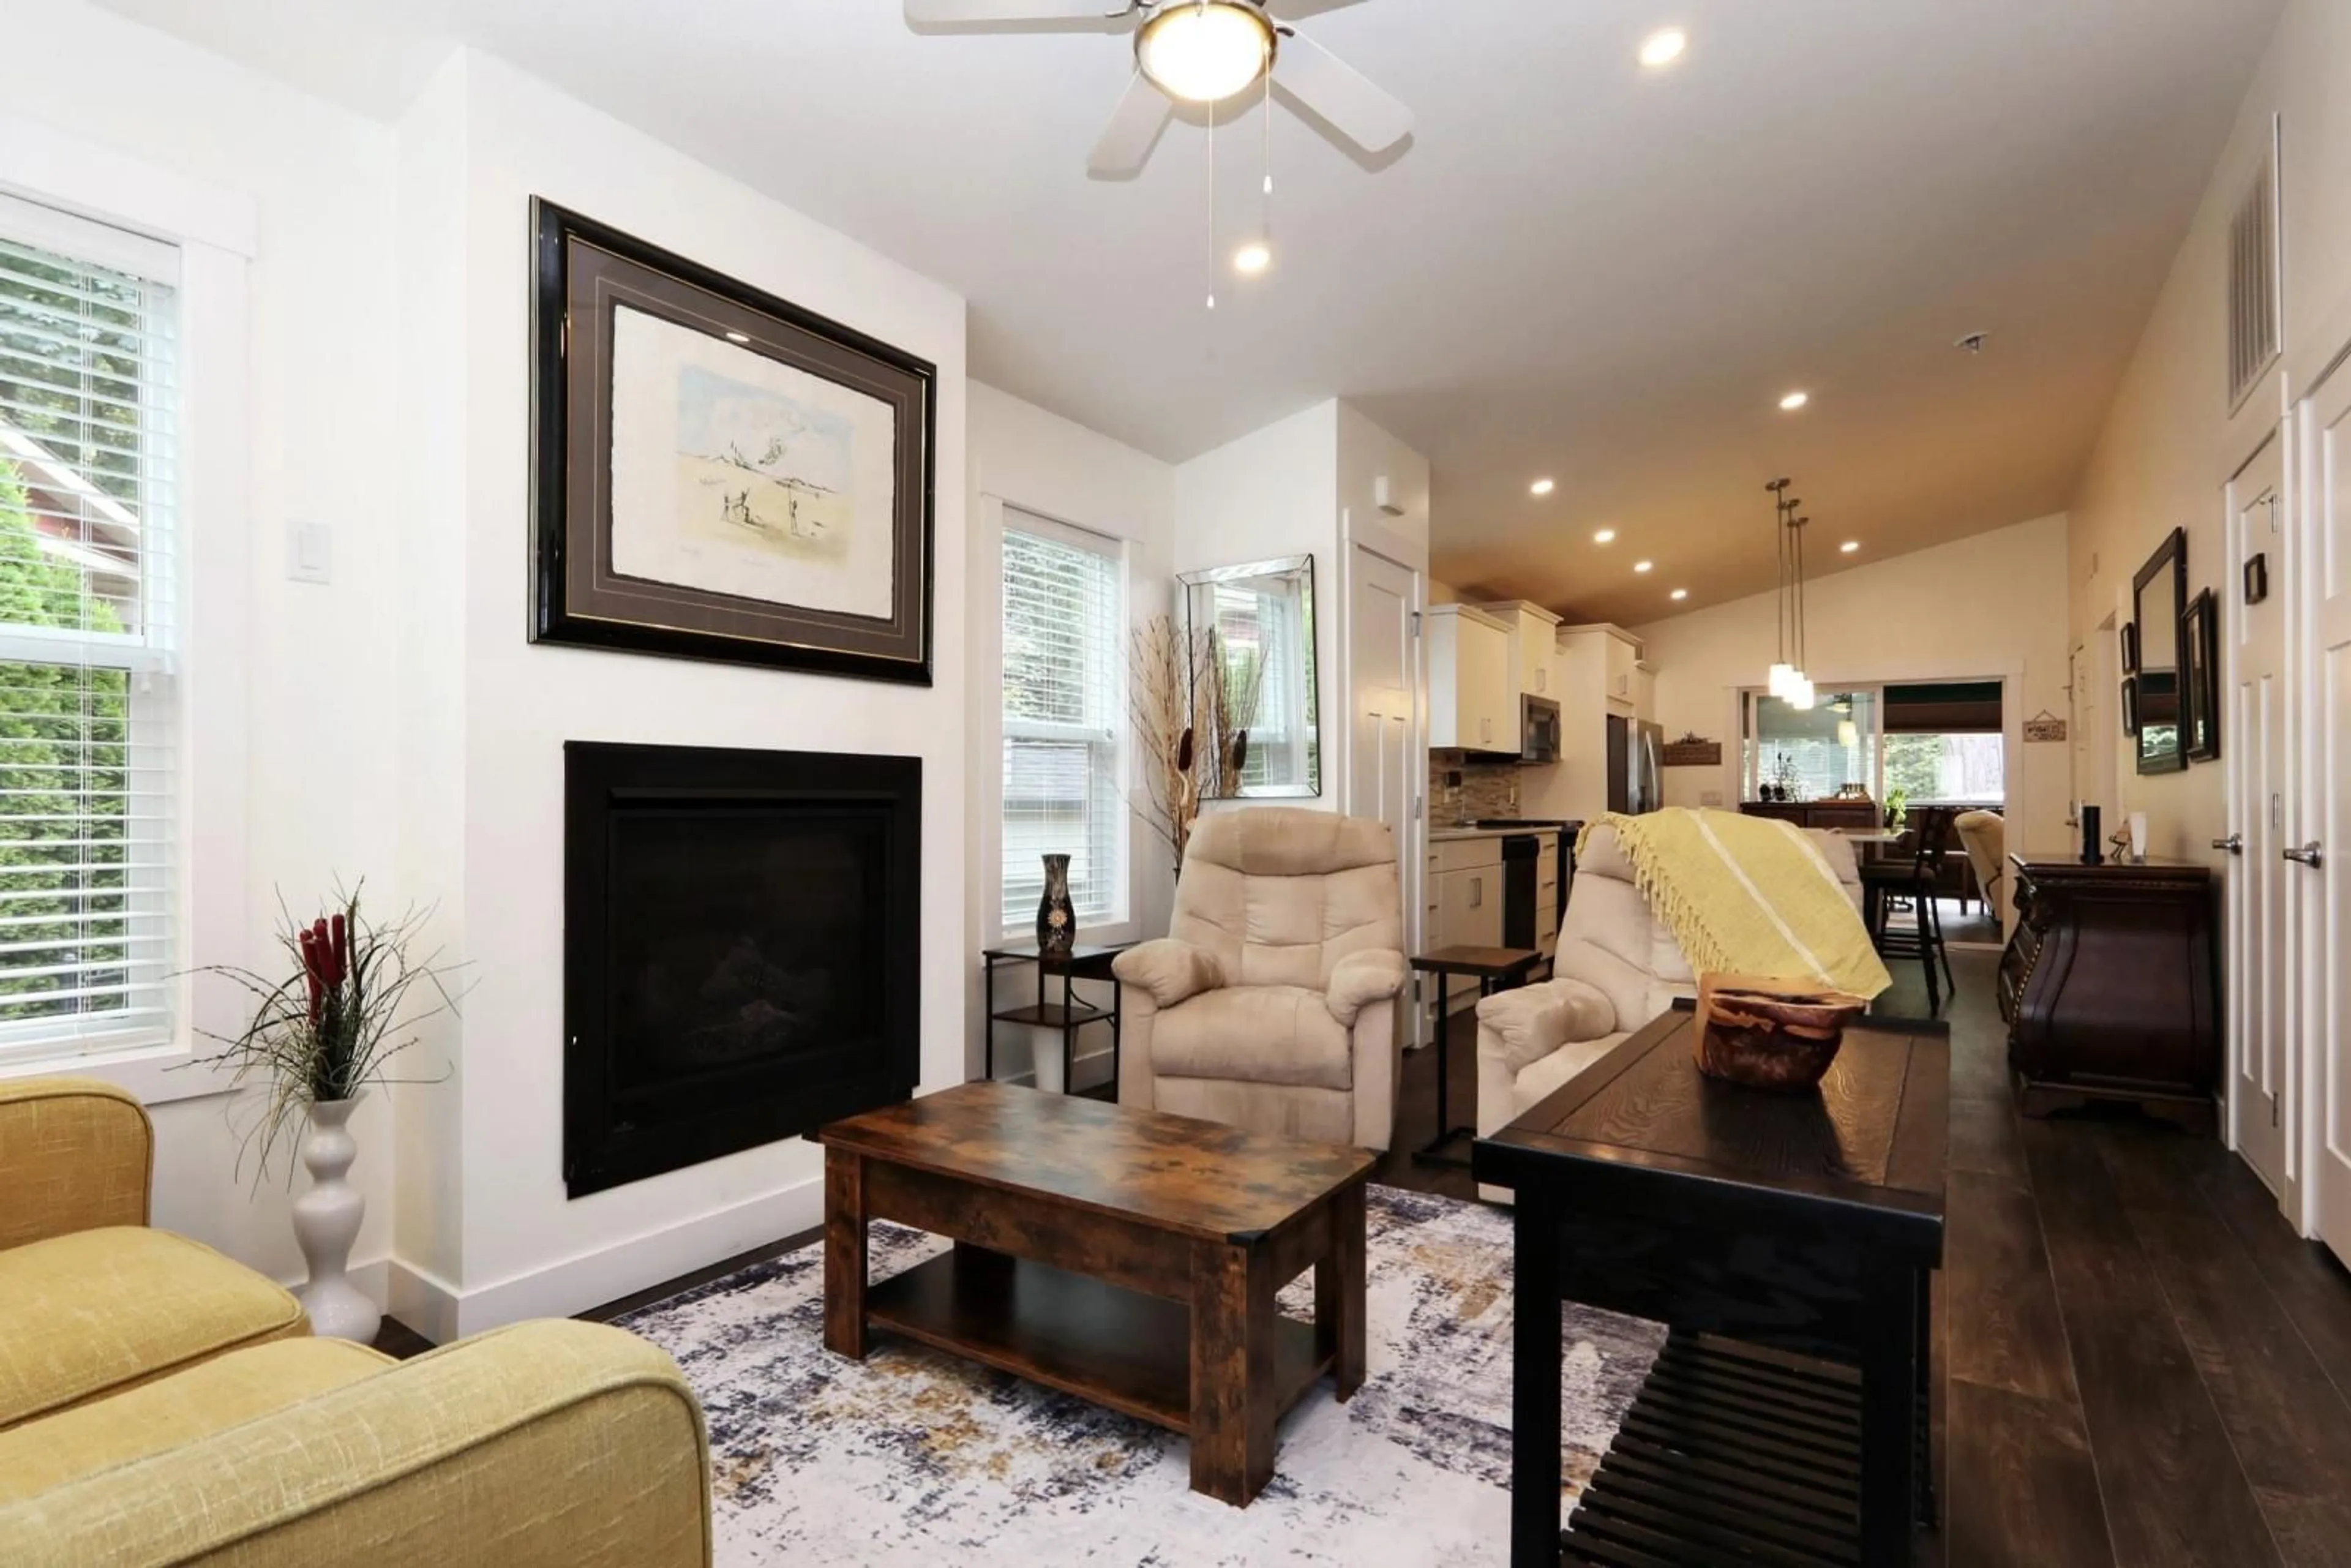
1113 808 1409 1150
1955 809 2006 919
1475 822 1865 1190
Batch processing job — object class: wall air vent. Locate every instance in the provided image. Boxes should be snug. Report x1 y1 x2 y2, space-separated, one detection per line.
2227 116 2282 415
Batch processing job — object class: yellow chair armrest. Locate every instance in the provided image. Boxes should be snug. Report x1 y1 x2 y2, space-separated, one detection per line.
0 1077 152 1250
0 1318 713 1568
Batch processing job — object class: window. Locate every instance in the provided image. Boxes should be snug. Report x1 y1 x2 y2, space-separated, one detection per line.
0 199 177 1061
1883 733 2004 803
1000 511 1123 933
1747 689 1878 801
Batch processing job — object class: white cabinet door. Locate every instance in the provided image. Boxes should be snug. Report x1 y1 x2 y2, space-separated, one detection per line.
1459 614 1511 751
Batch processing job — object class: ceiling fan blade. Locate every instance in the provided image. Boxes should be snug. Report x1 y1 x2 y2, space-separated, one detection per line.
906 0 1125 23
1275 28 1412 152
1087 73 1174 177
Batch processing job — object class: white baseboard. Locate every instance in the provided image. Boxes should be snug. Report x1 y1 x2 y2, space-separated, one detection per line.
380 1175 827 1344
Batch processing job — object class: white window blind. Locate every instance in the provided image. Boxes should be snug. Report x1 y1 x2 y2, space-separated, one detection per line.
0 197 178 1061
1001 511 1123 934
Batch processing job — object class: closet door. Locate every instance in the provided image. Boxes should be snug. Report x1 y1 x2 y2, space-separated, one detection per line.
2301 369 2351 1263
2228 435 2288 1196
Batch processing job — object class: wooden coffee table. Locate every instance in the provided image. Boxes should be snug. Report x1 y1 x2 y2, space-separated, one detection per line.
817 1081 1375 1506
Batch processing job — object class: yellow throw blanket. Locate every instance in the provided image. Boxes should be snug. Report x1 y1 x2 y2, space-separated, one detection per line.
1585 808 1894 1000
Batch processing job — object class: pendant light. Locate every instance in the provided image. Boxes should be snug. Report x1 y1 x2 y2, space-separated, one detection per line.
1766 478 1817 708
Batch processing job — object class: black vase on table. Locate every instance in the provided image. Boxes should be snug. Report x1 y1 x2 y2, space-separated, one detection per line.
1036 853 1076 956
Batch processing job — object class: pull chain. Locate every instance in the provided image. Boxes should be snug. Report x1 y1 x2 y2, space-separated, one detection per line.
1206 94 1217 310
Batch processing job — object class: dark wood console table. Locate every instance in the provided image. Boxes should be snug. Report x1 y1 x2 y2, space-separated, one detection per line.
1997 852 2217 1131
1475 1006 1948 1566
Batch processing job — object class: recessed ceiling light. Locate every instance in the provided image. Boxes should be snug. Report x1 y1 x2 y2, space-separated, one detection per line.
1531 478 1556 496
1779 391 1810 411
1633 560 1654 573
1840 540 1861 553
1670 588 1689 600
1638 28 1687 68
726 331 751 344
1233 242 1271 275
1594 528 1617 544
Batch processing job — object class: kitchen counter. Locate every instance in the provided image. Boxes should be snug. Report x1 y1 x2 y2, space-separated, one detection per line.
1429 824 1567 842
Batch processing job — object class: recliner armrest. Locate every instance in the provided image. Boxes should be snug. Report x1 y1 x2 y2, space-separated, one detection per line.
1112 939 1225 1009
1475 978 1618 1078
1324 950 1408 1027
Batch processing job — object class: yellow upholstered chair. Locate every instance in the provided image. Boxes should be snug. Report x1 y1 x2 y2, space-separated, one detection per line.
0 1076 308 1430
0 1077 716 1566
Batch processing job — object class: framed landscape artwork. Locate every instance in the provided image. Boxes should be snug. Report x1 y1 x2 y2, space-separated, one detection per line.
530 200 936 684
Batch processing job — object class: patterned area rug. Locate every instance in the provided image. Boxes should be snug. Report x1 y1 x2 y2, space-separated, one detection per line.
615 1185 1663 1566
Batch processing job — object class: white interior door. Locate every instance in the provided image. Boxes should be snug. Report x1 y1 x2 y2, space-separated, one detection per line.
2302 369 2351 1262
1348 544 1421 1019
2228 434 2288 1194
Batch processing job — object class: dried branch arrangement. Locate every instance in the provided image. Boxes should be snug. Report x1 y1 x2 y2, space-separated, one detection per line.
187 885 465 1182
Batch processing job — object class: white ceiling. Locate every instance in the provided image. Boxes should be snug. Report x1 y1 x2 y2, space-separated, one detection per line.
91 0 2279 623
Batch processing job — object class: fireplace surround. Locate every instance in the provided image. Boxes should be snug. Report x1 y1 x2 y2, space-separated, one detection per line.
563 741 921 1198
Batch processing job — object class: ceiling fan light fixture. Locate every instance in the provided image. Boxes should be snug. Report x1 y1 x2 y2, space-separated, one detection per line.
1137 1 1275 105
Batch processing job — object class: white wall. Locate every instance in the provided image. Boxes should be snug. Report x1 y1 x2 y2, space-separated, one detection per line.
2067 0 2351 866
1635 514 2073 868
1173 402 1343 814
379 51 969 1338
3 0 403 1292
966 381 1174 1088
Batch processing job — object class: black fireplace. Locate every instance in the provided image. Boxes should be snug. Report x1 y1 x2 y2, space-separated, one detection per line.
563 741 920 1197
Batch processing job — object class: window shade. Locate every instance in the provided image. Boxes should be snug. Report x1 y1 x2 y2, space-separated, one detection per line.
1002 514 1122 934
0 205 178 1059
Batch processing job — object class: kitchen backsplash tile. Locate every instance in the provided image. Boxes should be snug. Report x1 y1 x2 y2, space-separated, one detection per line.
1430 751 1524 823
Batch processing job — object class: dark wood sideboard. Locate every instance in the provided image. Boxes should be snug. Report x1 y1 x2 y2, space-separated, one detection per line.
1997 852 2218 1131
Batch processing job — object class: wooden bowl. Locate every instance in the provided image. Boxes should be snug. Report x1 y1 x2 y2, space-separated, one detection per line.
1693 973 1870 1092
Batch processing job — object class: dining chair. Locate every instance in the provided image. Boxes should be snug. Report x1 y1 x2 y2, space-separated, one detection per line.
1860 806 1959 1013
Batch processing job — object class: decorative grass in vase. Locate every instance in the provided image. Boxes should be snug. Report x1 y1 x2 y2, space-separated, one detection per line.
189 886 462 1340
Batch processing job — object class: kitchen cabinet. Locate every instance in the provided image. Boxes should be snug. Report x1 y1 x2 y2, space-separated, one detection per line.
1428 604 1515 753
1521 623 1650 823
1479 600 1564 701
1424 836 1506 1013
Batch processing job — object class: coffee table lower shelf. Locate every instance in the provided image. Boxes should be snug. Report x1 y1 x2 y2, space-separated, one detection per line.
1564 1332 1865 1567
866 1246 1330 1434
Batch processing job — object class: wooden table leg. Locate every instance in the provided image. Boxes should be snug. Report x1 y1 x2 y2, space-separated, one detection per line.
1512 1188 1563 1568
1190 1236 1276 1506
823 1147 869 1360
1861 1262 1920 1564
1316 1182 1367 1401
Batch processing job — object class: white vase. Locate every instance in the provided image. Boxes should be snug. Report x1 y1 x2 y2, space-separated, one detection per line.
293 1093 379 1343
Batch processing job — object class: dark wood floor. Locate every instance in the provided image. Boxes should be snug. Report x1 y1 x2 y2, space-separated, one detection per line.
384 951 2351 1567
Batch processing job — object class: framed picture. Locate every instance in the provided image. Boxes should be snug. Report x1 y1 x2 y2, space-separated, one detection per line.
2183 587 2221 762
530 200 936 684
2120 677 2139 737
2244 551 2269 606
2120 620 2140 675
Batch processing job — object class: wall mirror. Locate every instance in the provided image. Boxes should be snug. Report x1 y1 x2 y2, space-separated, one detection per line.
2131 526 2187 775
2183 587 2220 762
1179 554 1321 798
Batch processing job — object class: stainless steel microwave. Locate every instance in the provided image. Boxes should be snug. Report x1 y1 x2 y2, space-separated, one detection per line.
1520 694 1562 763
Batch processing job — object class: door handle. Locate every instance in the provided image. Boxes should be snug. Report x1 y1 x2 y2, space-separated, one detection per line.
2212 833 2243 854
1469 876 1483 908
2284 841 2324 868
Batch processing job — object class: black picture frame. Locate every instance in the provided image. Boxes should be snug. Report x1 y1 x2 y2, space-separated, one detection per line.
530 200 937 685
2120 620 2140 675
2121 676 2139 737
2183 587 2221 762
2244 551 2269 606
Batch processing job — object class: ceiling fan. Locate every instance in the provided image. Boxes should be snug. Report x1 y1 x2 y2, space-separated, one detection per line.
904 0 1414 177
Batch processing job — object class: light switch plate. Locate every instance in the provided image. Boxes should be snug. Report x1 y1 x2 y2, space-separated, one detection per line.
288 520 331 584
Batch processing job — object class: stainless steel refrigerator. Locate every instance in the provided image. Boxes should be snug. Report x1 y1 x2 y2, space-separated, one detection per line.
1606 715 1665 814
